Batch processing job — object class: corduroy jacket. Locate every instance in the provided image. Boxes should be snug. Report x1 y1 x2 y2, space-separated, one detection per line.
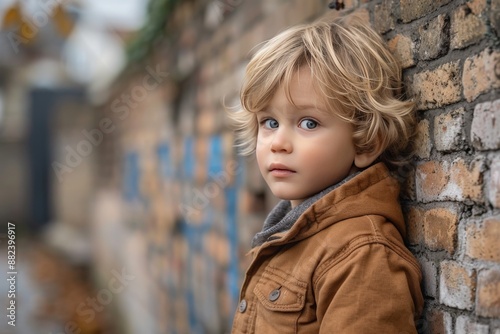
231 163 423 333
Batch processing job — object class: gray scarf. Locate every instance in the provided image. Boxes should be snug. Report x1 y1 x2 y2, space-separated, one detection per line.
251 171 360 247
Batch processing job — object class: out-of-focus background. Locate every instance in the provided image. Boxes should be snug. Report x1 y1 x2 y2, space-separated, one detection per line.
0 0 499 333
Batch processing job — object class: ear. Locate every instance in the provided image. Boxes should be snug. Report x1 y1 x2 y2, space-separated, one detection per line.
354 139 384 169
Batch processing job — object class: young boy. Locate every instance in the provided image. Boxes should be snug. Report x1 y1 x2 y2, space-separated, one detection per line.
229 13 424 334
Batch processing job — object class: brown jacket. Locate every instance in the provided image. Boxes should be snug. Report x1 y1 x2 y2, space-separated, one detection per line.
232 163 423 333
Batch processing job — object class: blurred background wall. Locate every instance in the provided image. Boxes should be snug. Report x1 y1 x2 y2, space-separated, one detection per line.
0 0 499 333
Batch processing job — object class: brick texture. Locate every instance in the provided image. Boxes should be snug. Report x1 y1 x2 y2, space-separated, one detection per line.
413 119 432 158
400 0 453 23
493 0 500 36
471 99 500 150
434 107 466 152
477 269 500 317
419 14 449 61
387 34 415 69
455 316 489 334
463 48 500 102
373 0 395 34
415 158 484 203
465 216 500 263
425 309 453 334
489 157 500 208
423 206 459 253
450 0 487 50
411 61 462 110
440 261 476 310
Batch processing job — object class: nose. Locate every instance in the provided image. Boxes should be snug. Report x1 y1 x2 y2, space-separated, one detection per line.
270 127 293 153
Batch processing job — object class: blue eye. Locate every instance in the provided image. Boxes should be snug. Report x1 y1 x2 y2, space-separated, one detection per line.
299 119 318 129
264 119 279 129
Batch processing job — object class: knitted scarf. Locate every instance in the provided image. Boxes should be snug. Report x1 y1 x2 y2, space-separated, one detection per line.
251 171 360 247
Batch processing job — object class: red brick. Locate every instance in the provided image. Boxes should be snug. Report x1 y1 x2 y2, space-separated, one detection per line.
440 261 476 310
451 0 487 49
489 157 500 208
477 269 500 317
387 34 415 69
414 119 432 158
471 99 500 150
415 158 484 203
434 108 466 152
424 206 459 253
400 0 452 23
419 14 450 61
465 216 500 262
411 61 461 110
463 48 500 102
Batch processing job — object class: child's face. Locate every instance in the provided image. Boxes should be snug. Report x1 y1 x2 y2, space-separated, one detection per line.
255 66 359 208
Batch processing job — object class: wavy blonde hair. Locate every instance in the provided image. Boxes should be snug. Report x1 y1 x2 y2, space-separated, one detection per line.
229 14 415 168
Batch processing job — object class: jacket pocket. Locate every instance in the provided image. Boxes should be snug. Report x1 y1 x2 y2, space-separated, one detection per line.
253 267 307 332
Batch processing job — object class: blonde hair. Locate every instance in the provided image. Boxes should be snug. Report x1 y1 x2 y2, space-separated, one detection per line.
230 14 415 167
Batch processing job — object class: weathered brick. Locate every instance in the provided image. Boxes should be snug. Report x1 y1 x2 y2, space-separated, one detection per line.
419 14 449 61
440 261 476 310
414 119 432 158
374 0 395 34
456 315 489 334
476 269 500 317
471 99 500 150
400 0 452 23
405 206 425 245
419 257 438 298
424 309 453 334
411 61 461 110
463 48 500 102
493 0 500 36
465 216 500 262
387 34 415 70
451 0 487 49
415 158 484 203
489 157 500 208
424 205 459 253
434 107 466 152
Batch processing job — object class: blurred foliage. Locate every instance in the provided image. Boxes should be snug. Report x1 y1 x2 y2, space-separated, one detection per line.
126 0 179 64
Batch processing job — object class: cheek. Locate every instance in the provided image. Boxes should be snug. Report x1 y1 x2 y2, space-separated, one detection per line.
255 141 267 172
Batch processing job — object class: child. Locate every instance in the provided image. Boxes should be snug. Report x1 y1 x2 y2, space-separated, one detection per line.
229 13 423 334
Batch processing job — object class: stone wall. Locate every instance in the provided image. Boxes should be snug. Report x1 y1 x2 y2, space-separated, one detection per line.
94 0 500 332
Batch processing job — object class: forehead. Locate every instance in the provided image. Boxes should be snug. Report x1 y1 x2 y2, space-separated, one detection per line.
268 66 327 111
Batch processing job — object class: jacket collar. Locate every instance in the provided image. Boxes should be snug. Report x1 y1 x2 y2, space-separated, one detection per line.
256 162 406 248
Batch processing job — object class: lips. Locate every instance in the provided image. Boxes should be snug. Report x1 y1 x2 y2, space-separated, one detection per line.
269 163 296 177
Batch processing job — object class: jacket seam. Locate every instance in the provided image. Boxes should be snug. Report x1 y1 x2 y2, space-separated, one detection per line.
313 236 421 287
365 215 381 236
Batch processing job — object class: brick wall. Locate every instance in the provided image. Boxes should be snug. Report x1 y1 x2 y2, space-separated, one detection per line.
94 0 500 333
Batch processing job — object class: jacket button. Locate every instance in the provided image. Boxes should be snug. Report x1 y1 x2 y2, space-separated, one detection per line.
238 299 247 313
269 289 281 302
